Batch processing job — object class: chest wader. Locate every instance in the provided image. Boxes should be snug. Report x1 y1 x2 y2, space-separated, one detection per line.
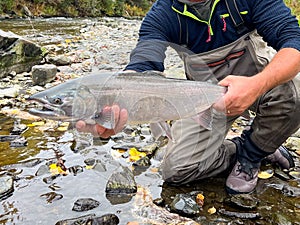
161 0 300 185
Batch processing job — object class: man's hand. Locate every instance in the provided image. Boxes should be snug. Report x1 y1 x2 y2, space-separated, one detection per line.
75 105 128 138
213 75 265 116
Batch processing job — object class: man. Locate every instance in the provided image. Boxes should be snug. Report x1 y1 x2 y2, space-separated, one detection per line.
77 0 300 194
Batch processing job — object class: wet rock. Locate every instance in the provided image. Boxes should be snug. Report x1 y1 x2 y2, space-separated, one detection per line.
68 165 84 176
0 135 21 142
224 194 259 210
35 165 49 176
40 191 63 203
9 136 28 147
48 55 72 66
31 64 57 85
0 86 21 98
105 166 137 194
72 198 100 212
0 29 43 78
140 142 158 155
282 184 300 197
273 214 293 225
43 174 60 184
93 161 107 172
218 208 260 219
55 213 119 225
274 168 290 181
133 156 151 167
169 193 201 217
10 121 28 135
0 175 14 200
289 171 300 180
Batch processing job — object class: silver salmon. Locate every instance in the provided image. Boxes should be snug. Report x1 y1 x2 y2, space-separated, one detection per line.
28 71 226 136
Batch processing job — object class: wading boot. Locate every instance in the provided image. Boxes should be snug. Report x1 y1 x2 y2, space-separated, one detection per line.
265 146 295 169
226 135 295 194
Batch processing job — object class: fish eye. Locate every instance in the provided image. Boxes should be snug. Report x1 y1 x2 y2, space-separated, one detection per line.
52 98 62 105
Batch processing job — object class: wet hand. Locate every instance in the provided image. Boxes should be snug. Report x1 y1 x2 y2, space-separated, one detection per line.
213 75 264 116
75 105 128 138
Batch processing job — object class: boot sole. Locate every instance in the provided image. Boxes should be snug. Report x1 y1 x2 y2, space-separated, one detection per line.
225 186 255 195
278 146 295 169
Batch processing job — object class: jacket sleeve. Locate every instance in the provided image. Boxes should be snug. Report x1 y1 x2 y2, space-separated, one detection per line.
125 0 178 72
249 0 300 52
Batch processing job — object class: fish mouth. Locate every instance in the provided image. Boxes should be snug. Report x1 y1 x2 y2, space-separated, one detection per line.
27 97 70 120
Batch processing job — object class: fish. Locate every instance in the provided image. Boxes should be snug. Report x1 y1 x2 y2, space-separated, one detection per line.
27 71 226 138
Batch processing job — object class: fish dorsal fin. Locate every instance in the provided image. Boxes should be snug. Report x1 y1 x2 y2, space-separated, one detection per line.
142 70 167 78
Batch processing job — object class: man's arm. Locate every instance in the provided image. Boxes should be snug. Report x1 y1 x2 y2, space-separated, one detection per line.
215 48 300 116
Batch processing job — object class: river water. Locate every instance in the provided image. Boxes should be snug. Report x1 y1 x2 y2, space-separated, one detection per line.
0 17 299 225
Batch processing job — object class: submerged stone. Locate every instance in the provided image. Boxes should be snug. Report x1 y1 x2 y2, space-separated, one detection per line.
0 176 14 200
72 198 100 212
282 184 300 197
105 167 137 194
225 194 259 210
40 191 63 203
55 213 119 225
219 208 260 219
170 193 201 217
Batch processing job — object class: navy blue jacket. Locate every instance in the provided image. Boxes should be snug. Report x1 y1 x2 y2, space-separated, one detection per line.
125 0 300 72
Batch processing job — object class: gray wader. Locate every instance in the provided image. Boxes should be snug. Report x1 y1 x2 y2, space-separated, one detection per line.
161 31 300 184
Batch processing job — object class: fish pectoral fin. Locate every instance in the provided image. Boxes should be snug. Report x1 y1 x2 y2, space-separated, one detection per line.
150 122 173 141
192 108 213 130
93 109 115 129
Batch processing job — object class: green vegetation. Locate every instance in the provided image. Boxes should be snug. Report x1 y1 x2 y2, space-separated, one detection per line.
0 0 299 19
284 0 300 25
0 0 153 17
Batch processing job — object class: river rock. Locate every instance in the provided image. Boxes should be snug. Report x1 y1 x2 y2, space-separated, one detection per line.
72 198 100 212
105 166 137 194
0 175 14 200
55 213 119 225
47 55 72 66
224 194 259 210
169 193 201 217
0 29 43 78
31 64 57 85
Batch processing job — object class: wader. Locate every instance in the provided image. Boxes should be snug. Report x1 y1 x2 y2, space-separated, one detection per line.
161 31 300 184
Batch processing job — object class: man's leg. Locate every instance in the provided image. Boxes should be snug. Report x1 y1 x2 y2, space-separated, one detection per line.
226 79 300 194
161 110 238 184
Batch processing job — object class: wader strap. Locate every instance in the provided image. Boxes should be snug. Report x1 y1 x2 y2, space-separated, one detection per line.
177 13 188 48
225 0 249 34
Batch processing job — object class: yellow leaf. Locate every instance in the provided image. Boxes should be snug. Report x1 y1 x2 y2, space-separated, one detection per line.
65 39 72 43
57 126 68 131
258 170 274 179
208 206 216 215
129 155 141 162
49 164 67 175
32 121 45 126
85 165 94 170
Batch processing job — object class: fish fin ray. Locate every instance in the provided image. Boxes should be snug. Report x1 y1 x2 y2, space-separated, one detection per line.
93 109 115 129
192 108 213 130
150 122 173 141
